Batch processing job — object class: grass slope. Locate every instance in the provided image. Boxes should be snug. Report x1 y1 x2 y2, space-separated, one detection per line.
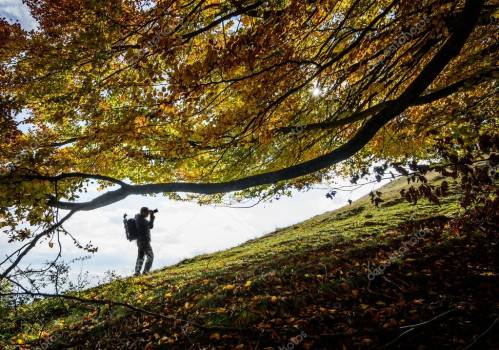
2 177 498 349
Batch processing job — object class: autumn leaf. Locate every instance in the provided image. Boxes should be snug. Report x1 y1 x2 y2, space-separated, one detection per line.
209 333 220 340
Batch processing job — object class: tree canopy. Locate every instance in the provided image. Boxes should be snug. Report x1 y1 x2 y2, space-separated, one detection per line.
0 0 497 277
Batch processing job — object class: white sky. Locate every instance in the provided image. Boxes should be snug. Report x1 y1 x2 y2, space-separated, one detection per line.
0 2 387 288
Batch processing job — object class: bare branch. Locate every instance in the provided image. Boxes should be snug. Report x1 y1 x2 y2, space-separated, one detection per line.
0 211 76 281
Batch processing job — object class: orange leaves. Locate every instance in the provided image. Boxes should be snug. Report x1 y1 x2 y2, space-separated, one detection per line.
204 43 219 69
209 332 221 340
223 284 235 291
133 115 149 130
0 18 26 53
0 0 494 224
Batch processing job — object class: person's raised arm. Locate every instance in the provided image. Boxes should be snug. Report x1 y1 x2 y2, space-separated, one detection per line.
148 212 155 229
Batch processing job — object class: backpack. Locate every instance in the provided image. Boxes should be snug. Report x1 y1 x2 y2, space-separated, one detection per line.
123 214 139 241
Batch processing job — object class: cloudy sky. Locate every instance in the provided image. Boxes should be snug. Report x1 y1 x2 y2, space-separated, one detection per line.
0 1 387 288
0 0 37 30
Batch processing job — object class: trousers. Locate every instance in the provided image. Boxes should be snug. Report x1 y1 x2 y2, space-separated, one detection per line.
135 240 154 275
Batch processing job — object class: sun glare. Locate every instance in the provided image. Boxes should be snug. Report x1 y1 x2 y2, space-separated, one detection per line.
311 86 322 97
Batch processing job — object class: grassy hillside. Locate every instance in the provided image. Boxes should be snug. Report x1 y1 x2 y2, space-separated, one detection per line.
1 177 498 349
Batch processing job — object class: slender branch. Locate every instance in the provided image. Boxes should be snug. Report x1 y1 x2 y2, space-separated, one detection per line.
46 137 80 148
399 309 458 330
379 309 458 349
462 316 499 350
0 211 76 281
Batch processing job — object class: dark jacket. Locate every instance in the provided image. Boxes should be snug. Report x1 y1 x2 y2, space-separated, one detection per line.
134 214 154 242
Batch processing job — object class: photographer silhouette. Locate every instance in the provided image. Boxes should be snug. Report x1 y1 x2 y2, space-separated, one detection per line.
134 207 156 276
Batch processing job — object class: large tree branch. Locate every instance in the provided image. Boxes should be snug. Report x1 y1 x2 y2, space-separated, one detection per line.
47 0 484 213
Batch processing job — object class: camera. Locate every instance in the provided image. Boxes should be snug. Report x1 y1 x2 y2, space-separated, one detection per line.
149 209 159 214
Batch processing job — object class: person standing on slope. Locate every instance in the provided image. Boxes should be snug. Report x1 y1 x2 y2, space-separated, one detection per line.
134 207 155 276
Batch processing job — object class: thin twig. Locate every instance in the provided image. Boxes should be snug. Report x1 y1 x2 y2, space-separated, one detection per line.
379 309 458 349
462 316 499 350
